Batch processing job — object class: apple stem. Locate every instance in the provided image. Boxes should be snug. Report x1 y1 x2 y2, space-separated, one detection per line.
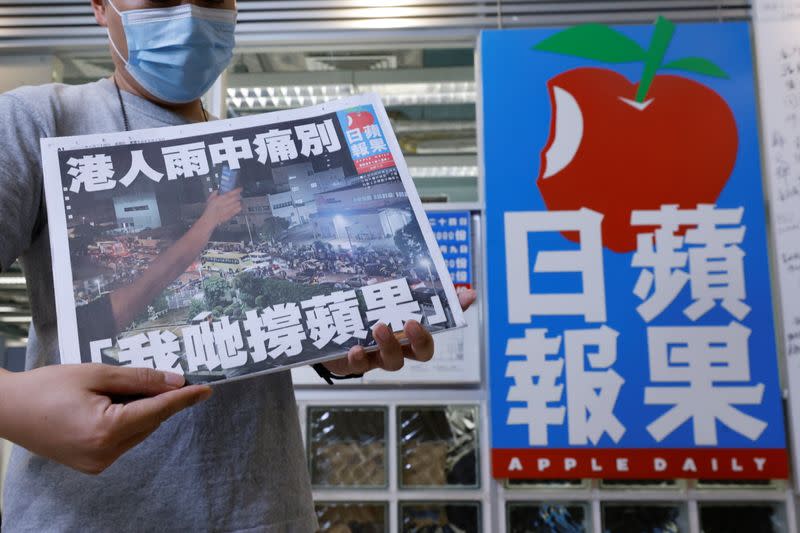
635 16 675 103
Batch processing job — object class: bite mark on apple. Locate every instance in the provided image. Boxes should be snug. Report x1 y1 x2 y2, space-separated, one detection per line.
543 86 584 179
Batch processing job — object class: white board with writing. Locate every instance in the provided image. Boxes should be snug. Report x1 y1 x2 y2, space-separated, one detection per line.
755 0 800 22
754 15 800 490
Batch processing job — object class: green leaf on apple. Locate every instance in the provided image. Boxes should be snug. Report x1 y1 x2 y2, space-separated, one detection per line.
661 57 729 79
533 24 647 63
534 17 730 103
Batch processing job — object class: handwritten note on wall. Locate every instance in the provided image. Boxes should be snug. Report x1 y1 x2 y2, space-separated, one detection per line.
754 11 800 489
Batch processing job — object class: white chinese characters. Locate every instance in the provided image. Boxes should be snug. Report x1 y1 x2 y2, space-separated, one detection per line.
65 119 343 192
501 203 763 448
630 204 763 445
504 209 624 446
632 204 750 322
89 277 447 374
506 329 565 446
645 322 766 445
505 209 606 324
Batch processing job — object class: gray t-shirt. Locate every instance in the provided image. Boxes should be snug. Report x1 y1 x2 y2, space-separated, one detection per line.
0 79 317 533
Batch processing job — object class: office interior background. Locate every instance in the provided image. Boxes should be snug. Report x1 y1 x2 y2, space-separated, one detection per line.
2 1 797 532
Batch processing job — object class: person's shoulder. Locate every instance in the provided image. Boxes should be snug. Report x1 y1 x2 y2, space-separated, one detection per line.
3 81 60 100
1 80 112 134
3 80 107 105
1 82 68 135
0 83 59 137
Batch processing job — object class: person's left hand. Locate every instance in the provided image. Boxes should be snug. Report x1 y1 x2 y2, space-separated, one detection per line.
323 289 477 376
199 188 243 229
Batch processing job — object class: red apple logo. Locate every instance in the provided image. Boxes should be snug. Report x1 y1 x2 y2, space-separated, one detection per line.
347 110 375 130
534 17 738 253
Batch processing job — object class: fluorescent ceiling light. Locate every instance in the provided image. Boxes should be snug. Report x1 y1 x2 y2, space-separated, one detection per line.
0 316 32 323
4 337 28 347
227 82 475 110
409 166 479 178
0 276 26 285
356 7 420 18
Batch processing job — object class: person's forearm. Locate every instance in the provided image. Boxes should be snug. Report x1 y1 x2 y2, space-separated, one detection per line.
0 369 22 442
0 369 38 447
0 369 11 439
111 217 216 331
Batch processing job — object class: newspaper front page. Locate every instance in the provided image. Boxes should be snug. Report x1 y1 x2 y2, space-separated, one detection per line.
41 94 464 384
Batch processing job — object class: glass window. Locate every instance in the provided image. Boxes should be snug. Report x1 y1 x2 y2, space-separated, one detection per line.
58 53 114 85
400 501 481 533
398 405 479 488
507 502 589 533
315 502 388 533
225 49 478 204
699 503 786 533
602 503 686 533
307 406 387 488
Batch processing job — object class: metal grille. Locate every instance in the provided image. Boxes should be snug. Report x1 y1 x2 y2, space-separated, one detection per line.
0 0 750 50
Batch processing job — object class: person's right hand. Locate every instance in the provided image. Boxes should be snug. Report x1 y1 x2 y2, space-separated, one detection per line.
0 364 212 475
199 188 243 228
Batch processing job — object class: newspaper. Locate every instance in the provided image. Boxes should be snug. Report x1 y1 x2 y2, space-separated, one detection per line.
41 94 465 384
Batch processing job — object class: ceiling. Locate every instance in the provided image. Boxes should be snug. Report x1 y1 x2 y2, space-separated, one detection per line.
0 1 750 51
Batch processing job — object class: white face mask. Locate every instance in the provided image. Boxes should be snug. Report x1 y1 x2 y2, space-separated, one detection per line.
107 0 236 103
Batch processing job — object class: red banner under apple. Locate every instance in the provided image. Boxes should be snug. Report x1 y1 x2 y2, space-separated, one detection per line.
492 449 789 479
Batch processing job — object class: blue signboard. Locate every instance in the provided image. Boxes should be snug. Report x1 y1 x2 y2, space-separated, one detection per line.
482 19 788 479
427 211 472 288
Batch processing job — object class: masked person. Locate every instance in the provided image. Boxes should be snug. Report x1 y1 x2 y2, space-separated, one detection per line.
0 0 477 531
